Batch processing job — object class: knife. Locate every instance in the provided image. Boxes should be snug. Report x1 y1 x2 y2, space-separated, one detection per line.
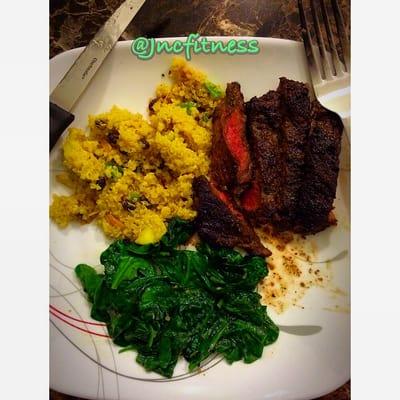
50 0 146 150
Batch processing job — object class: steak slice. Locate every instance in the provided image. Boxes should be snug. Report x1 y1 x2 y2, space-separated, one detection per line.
211 82 252 193
243 78 311 230
276 77 311 229
193 176 271 257
294 101 343 234
243 90 284 225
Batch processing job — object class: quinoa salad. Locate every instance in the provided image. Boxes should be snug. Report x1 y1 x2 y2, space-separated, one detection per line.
50 58 224 244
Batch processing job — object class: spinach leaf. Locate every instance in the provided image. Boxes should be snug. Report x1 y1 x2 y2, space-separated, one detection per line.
75 217 279 378
75 264 102 302
111 256 153 289
160 217 195 249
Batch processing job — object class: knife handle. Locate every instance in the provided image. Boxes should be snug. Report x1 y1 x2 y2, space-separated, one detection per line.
50 102 75 151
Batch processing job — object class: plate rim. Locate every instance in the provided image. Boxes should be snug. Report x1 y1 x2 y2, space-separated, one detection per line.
50 37 350 400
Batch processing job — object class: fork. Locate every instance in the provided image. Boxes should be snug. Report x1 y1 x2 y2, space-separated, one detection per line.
298 0 350 139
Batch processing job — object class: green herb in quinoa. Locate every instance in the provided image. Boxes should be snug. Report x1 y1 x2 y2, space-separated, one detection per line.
204 81 223 99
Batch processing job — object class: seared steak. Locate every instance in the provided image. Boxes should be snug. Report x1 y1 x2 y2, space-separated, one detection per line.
294 101 343 234
193 176 271 257
211 82 252 193
243 78 311 231
204 77 343 245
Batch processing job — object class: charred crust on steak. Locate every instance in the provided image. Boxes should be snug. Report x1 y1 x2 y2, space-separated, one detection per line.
293 101 343 234
193 176 271 257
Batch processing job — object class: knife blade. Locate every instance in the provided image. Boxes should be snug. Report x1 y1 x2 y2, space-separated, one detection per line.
50 0 146 150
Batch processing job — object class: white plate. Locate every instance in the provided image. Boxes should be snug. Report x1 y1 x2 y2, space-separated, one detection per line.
50 37 350 400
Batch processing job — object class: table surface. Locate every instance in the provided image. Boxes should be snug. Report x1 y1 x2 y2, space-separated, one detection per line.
49 1 350 399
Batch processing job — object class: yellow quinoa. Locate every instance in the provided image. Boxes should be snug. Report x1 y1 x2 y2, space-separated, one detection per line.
50 58 224 244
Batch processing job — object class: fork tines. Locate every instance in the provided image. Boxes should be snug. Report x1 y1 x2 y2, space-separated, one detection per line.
298 0 350 83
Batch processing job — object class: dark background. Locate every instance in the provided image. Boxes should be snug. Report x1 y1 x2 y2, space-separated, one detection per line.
49 1 350 399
